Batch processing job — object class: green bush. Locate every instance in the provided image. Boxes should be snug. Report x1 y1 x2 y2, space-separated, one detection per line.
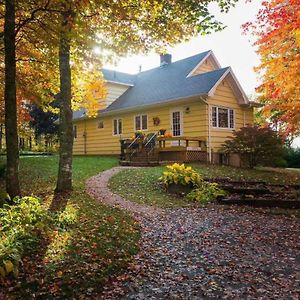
160 163 225 204
0 196 49 278
186 182 225 204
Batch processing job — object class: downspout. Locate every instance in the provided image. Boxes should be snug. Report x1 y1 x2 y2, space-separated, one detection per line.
200 96 212 163
83 119 87 155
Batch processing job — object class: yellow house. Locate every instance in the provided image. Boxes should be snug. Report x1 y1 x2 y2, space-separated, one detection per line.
73 50 255 166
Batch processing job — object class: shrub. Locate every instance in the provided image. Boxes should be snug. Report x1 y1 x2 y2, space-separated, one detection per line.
160 163 224 203
221 125 285 168
0 196 50 278
186 182 226 204
159 163 201 187
285 147 300 168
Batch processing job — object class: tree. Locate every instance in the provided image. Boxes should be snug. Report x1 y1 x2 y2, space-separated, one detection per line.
221 125 285 168
4 0 20 198
243 0 300 136
28 103 59 149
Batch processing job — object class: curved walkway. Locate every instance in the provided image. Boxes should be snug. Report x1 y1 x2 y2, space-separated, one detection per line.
86 167 300 300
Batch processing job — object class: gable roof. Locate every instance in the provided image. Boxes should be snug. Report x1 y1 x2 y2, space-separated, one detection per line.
104 66 229 113
73 50 249 120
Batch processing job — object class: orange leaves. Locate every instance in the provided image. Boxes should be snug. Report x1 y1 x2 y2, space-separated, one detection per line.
245 0 300 135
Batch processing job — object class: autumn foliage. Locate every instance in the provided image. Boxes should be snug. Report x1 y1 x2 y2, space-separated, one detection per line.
243 0 300 135
221 125 285 168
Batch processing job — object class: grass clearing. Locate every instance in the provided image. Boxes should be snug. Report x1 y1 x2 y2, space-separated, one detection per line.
109 164 300 209
0 156 140 299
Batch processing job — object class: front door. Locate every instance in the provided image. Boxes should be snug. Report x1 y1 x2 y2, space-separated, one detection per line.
171 110 183 137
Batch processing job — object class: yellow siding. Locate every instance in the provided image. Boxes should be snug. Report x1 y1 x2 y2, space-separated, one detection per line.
74 79 254 156
208 80 254 151
191 57 217 76
105 82 129 107
73 100 208 155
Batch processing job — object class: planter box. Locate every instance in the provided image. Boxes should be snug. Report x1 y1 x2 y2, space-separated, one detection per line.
167 183 193 195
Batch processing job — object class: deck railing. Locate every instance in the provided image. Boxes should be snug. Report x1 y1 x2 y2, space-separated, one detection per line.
157 136 205 149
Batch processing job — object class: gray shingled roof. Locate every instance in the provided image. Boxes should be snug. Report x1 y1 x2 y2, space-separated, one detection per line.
102 69 135 85
73 51 230 120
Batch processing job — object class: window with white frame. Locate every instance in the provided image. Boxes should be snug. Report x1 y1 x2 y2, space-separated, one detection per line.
212 106 234 129
113 119 122 135
135 114 148 130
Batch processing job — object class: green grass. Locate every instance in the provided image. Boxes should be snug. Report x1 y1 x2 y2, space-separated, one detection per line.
109 167 192 208
0 156 140 299
109 163 300 209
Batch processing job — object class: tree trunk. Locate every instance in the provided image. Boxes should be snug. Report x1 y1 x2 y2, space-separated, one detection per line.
4 0 21 198
55 10 74 192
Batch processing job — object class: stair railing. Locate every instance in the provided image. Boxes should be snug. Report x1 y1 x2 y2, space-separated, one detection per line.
144 132 159 162
128 136 141 161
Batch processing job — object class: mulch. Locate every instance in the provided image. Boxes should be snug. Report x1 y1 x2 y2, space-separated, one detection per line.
86 167 300 299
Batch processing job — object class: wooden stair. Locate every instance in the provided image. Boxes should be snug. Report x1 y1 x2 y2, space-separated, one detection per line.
120 148 159 166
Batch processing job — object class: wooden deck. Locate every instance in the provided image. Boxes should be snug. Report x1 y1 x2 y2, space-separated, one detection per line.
120 135 208 166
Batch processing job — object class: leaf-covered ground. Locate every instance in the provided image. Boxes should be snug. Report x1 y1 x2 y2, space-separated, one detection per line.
0 156 140 299
101 206 300 299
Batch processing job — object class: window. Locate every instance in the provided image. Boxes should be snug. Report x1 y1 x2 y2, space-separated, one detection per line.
98 120 104 129
212 106 234 129
113 119 122 135
73 125 77 139
135 114 148 130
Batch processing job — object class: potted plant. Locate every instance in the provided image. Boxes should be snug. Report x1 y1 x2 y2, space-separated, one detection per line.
159 128 166 135
135 130 144 139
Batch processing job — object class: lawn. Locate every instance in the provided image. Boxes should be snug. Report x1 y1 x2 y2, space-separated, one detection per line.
0 156 140 299
109 163 300 209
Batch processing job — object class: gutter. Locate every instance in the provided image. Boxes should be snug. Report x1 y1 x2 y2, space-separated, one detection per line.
105 80 134 87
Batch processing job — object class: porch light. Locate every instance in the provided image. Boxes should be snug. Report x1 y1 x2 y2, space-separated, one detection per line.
185 107 190 114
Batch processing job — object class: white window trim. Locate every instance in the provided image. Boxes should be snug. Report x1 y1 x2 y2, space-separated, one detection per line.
212 106 235 130
134 114 148 131
112 118 122 136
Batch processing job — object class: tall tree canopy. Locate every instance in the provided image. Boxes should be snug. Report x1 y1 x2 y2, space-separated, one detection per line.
244 0 300 136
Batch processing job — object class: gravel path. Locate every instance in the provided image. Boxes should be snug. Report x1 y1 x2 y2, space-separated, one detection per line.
86 167 300 299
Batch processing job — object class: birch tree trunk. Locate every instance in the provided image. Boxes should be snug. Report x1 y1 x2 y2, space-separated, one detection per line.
55 10 74 192
4 0 21 198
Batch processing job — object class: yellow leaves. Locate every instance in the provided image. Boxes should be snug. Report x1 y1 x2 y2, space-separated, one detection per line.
0 266 6 277
57 271 63 278
72 66 107 118
4 260 14 274
0 260 17 278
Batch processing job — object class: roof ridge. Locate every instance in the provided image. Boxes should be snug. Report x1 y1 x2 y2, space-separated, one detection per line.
102 50 212 77
136 50 212 76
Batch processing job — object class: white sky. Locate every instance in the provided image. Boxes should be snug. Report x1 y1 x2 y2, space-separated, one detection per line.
104 1 262 96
